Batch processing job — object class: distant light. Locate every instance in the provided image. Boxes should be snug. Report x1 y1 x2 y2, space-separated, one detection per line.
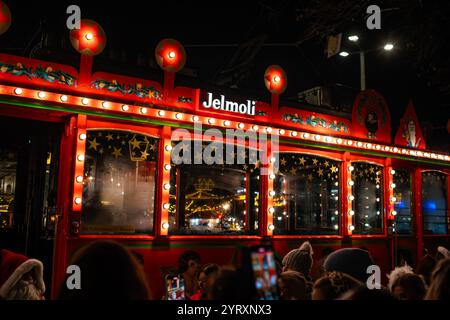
339 51 350 57
273 75 280 83
168 51 176 59
121 104 129 111
348 35 359 42
38 91 46 99
14 88 23 95
85 33 93 40
60 95 68 102
384 43 394 51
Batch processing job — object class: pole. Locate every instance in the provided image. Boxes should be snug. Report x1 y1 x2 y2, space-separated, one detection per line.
360 51 366 91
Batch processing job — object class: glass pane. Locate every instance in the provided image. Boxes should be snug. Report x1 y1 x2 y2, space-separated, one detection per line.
169 143 260 235
422 172 448 235
352 162 383 234
0 148 17 230
273 153 340 235
393 170 412 234
81 130 158 234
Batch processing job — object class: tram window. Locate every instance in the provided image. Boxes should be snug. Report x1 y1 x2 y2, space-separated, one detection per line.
81 130 158 234
168 143 260 235
0 148 17 230
393 170 413 234
351 162 383 234
273 153 340 235
422 172 448 235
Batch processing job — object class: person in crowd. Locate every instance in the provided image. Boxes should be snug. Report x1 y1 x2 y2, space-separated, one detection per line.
312 271 362 300
387 264 414 292
436 246 450 261
338 286 396 300
390 273 426 300
209 267 253 300
425 258 450 300
282 241 314 281
416 252 436 287
190 263 220 300
278 270 310 300
0 249 45 300
323 247 374 283
178 250 201 299
57 240 151 299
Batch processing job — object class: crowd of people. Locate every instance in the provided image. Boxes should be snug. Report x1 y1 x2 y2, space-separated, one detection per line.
0 240 449 300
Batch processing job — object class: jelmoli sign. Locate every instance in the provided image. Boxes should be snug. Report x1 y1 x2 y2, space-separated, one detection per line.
201 91 256 116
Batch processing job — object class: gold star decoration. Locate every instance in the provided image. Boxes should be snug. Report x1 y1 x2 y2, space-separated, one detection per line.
254 160 261 169
281 158 287 166
359 171 364 177
369 167 375 174
149 143 156 151
140 150 150 159
312 158 318 165
324 161 330 168
330 165 338 173
375 177 381 184
106 133 114 141
290 167 297 175
243 164 248 171
317 168 324 177
299 157 306 166
307 174 314 182
88 138 100 151
130 138 141 150
112 147 123 158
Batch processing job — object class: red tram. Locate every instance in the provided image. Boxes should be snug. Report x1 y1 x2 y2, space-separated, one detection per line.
0 22 449 300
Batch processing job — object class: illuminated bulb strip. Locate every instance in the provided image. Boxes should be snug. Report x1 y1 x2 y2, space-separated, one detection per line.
164 164 171 171
2 85 449 163
162 203 170 210
162 222 170 230
175 113 183 120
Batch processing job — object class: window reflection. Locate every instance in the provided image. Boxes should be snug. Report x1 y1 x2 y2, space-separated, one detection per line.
81 130 158 234
352 162 383 234
422 172 448 235
273 153 340 234
393 170 412 234
0 148 16 230
169 143 260 235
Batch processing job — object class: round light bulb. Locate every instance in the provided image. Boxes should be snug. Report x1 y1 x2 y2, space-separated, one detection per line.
74 197 82 204
76 176 83 183
38 91 46 99
60 95 68 102
14 88 23 95
121 104 129 111
85 33 93 40
79 133 87 140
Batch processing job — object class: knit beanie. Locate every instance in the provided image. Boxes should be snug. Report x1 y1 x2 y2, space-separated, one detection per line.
282 241 313 277
323 248 374 282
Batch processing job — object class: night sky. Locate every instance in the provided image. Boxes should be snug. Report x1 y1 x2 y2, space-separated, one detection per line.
1 0 449 148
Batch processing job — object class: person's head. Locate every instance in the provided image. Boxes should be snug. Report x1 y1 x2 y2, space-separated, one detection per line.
323 248 374 282
209 268 252 300
425 258 450 300
0 249 45 300
312 271 362 300
282 241 313 277
178 250 201 278
338 286 396 300
198 264 220 293
57 240 151 299
391 273 426 300
387 265 413 292
416 254 436 286
436 246 450 261
278 271 309 300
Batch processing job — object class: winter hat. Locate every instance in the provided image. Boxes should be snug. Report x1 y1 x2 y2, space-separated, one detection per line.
0 249 45 299
323 248 374 282
387 264 413 291
282 241 314 276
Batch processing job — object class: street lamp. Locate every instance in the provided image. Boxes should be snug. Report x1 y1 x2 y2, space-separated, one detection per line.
339 38 394 91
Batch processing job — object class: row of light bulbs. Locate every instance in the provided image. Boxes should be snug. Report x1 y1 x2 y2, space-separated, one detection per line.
8 85 450 163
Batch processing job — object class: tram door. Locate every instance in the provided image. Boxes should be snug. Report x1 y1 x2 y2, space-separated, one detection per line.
0 115 61 297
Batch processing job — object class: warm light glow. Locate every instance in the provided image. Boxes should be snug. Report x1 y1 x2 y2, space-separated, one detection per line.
348 180 354 186
237 122 245 129
314 134 321 141
14 88 23 95
85 33 94 40
273 75 280 83
268 224 275 231
121 104 129 111
168 51 176 59
302 133 310 139
163 203 170 210
336 138 343 144
393 147 398 153
208 118 215 124
164 164 171 171
192 115 199 122
390 183 396 189
265 127 272 133
270 156 276 163
60 95 68 102
346 140 353 146
162 222 170 229
391 197 397 202
348 210 355 216
269 190 276 197
81 98 89 105
77 154 85 161
339 51 350 57
163 183 171 190
158 110 166 117
290 131 298 137
74 197 82 204
76 176 83 183
348 165 354 172
38 91 46 99
384 43 394 51
348 195 355 201
101 101 109 108
390 169 396 175
366 143 372 149
268 207 275 214
278 129 285 135
391 211 397 216
79 133 87 140
140 107 147 114
357 142 363 147
325 136 333 143
165 145 173 152
375 145 381 150
175 113 183 120
223 120 231 126
349 225 355 231
348 35 359 42
384 146 390 151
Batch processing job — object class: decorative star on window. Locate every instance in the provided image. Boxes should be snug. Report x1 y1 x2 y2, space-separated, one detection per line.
88 138 100 151
112 147 122 158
